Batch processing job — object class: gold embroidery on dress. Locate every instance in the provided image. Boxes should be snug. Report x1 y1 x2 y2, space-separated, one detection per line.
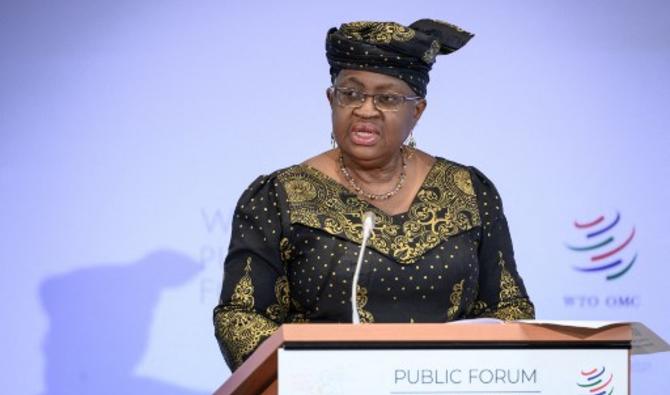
289 313 309 323
284 179 317 202
490 301 535 321
341 21 416 44
497 251 522 301
469 300 488 317
495 251 535 319
213 257 279 368
453 168 475 196
279 237 296 263
356 285 374 323
467 252 535 320
233 258 254 308
447 279 464 321
277 160 481 264
265 276 289 321
469 297 534 320
289 297 309 323
213 310 277 368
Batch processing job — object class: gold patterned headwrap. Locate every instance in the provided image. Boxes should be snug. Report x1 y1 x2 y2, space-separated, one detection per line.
325 19 474 97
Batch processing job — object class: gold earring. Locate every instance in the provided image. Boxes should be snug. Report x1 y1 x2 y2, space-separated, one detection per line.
404 132 416 159
408 133 416 149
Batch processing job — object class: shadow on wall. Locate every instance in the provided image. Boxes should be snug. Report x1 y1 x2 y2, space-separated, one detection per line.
40 250 208 395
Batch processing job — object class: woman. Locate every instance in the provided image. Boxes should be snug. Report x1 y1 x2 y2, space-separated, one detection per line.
213 19 535 371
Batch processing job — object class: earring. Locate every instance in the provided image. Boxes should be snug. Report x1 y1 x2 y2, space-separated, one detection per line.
404 131 416 159
331 132 338 149
407 133 416 149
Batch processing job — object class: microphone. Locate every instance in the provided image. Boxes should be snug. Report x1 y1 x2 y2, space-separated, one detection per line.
351 211 376 324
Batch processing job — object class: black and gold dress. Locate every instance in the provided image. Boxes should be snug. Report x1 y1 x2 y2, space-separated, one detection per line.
213 158 535 370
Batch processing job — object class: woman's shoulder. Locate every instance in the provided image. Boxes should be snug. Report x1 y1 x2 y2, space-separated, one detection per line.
428 157 507 227
431 156 497 187
428 156 503 206
236 151 337 198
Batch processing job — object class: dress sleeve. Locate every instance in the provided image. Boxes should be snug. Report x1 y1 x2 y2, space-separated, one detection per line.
466 167 535 320
213 174 291 371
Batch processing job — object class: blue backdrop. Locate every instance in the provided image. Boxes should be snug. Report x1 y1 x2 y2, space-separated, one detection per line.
1 1 668 393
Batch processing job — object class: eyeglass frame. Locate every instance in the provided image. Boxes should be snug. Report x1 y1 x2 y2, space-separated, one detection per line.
327 86 424 112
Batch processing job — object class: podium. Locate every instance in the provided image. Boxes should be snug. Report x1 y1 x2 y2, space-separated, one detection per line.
214 322 632 395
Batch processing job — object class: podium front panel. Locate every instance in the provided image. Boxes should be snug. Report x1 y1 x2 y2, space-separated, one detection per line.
278 348 628 395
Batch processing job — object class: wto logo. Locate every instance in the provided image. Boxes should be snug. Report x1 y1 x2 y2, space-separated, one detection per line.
577 367 615 394
566 212 637 280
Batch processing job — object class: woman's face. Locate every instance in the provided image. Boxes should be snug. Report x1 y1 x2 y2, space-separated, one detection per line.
328 70 426 165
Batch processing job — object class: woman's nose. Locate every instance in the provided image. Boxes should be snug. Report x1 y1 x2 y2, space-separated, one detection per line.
354 95 380 117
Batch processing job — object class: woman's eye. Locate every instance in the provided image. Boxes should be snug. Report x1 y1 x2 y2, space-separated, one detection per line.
378 94 400 105
343 90 361 99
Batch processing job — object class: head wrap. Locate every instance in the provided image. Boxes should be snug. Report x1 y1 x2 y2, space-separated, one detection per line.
325 19 474 97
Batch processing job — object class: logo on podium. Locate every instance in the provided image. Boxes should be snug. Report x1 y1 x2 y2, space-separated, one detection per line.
577 367 615 394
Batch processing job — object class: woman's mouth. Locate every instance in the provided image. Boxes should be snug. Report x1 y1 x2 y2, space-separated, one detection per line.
350 123 380 146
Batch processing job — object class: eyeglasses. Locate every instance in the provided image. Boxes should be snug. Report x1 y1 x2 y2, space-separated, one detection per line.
328 86 423 112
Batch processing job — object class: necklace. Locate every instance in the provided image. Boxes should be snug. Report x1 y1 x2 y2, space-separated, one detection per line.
338 149 407 201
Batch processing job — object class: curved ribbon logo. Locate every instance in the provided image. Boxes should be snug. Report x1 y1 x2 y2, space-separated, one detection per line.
577 367 615 394
566 212 637 280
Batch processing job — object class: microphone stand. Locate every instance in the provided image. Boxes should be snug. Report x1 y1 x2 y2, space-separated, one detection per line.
351 211 376 324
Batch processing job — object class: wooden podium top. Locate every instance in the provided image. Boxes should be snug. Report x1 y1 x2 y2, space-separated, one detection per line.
214 322 632 395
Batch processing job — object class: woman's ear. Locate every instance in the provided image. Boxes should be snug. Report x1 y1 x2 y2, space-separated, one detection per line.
414 99 427 121
326 87 334 106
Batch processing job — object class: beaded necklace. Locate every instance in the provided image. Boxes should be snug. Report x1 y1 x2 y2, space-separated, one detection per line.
338 149 407 201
